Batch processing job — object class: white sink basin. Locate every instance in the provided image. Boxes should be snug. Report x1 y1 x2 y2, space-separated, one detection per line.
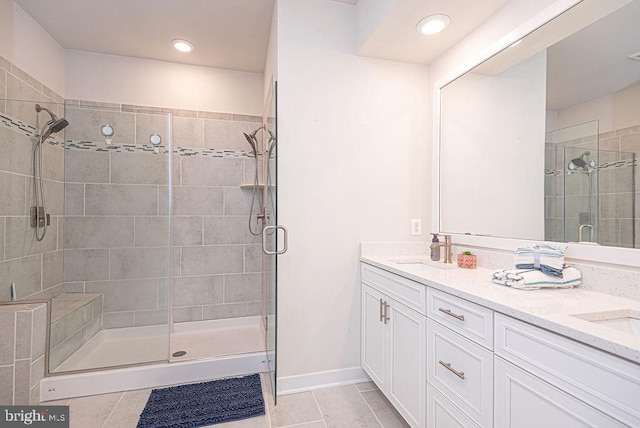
572 310 640 337
391 259 457 270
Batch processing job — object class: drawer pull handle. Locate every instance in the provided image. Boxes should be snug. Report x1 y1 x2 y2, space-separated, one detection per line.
379 298 384 322
438 307 465 321
439 360 465 380
383 302 390 324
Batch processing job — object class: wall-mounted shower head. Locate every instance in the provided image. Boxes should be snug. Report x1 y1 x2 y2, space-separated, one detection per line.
569 151 591 170
243 132 258 157
35 104 69 140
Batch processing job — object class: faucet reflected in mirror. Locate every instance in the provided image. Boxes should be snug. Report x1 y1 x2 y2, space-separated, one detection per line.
430 234 453 263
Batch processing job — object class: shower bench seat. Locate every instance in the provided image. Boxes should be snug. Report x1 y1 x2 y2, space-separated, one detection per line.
49 292 103 371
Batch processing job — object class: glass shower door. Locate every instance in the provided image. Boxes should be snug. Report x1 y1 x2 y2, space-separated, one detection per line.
264 80 280 402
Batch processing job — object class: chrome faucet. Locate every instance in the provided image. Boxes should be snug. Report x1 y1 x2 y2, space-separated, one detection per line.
430 234 453 263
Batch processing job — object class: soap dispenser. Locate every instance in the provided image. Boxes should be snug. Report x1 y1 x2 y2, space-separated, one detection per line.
430 234 440 261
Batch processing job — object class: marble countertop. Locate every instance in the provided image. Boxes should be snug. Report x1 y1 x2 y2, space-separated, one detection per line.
361 254 640 364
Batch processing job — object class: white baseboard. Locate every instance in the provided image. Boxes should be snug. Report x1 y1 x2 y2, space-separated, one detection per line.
278 366 370 395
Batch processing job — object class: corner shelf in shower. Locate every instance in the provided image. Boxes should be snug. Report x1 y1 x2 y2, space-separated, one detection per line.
240 184 275 190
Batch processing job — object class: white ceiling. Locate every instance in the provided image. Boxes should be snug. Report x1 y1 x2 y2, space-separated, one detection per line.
358 0 510 65
15 0 276 74
546 0 640 110
15 0 510 74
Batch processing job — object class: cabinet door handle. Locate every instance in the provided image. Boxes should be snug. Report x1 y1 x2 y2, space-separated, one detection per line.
383 302 390 324
438 307 465 321
439 360 465 379
379 298 384 322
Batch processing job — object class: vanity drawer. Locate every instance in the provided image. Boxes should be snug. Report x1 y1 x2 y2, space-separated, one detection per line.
427 288 493 349
361 263 426 315
427 383 480 428
495 314 640 427
427 320 493 428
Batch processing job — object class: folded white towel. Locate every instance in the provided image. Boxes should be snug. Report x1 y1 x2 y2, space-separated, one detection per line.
514 243 567 257
513 243 567 277
491 267 581 290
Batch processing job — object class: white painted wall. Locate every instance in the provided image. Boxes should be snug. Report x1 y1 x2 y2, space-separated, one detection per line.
356 0 395 53
557 83 640 133
1 1 65 96
65 50 264 115
276 0 428 381
440 51 547 239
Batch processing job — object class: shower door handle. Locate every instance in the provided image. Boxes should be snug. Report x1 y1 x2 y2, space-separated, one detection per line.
262 225 288 255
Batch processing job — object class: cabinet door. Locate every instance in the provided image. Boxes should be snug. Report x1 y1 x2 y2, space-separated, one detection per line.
494 357 625 428
361 284 387 390
388 299 426 428
427 384 480 428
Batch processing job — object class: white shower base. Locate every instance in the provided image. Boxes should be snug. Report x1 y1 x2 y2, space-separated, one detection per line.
42 316 267 401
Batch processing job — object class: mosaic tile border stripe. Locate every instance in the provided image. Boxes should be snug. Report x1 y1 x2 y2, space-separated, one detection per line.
1 111 256 158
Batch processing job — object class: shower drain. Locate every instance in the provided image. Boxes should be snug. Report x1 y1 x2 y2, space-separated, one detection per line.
172 351 187 358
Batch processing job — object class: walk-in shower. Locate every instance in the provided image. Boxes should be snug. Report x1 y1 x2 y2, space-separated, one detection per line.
545 120 636 247
1 83 279 403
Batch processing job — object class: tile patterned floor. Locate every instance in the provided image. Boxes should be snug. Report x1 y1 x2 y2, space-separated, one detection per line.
41 376 409 428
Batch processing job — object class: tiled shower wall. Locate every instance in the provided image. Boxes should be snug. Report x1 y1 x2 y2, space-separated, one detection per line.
545 124 639 247
0 56 65 304
62 101 264 327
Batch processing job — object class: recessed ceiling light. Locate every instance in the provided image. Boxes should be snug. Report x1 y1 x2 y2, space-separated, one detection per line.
416 14 450 36
172 39 194 53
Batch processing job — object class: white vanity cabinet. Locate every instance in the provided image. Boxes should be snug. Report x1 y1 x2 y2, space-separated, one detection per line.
361 264 427 428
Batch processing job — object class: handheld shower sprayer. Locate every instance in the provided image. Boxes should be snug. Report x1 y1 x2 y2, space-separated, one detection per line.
32 104 69 241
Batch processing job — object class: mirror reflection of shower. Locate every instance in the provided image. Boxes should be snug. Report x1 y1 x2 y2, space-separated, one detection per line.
566 150 597 242
32 104 69 241
244 124 277 235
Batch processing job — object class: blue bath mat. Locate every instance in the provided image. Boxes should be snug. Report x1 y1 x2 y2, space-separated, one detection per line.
137 373 265 427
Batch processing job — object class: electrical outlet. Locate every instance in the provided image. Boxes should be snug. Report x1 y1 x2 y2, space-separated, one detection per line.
410 219 422 236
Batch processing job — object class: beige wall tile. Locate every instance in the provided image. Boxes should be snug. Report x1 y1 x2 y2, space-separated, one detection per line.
31 305 47 360
64 184 84 215
135 113 169 146
110 247 168 280
0 171 26 216
244 245 262 273
172 186 223 215
621 132 640 155
111 152 168 185
0 255 42 301
82 317 101 342
85 184 158 216
0 311 16 364
204 216 261 245
224 273 261 303
172 306 203 322
204 120 260 151
4 217 57 259
63 249 110 282
224 187 252 215
172 275 223 307
41 144 65 182
202 302 261 320
0 365 14 405
102 311 135 329
86 279 159 312
30 355 45 389
65 150 110 183
181 157 243 186
49 330 82 370
14 359 31 405
181 245 243 276
6 76 46 124
173 116 204 148
64 217 134 249
43 250 64 290
15 311 32 359
134 309 168 327
172 216 203 246
135 217 169 247
65 108 135 144
0 126 32 175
